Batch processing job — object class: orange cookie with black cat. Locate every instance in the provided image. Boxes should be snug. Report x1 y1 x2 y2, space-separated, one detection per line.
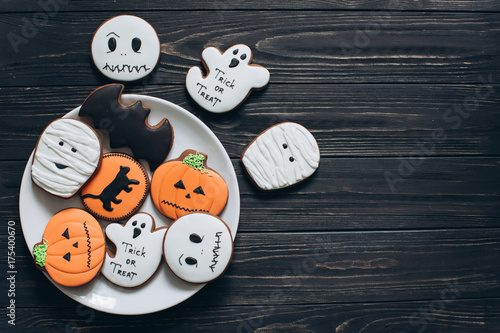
81 153 150 221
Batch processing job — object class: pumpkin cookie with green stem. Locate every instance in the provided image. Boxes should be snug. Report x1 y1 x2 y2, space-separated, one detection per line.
151 150 228 220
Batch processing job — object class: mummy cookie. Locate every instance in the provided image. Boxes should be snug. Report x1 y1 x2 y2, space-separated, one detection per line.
151 150 229 220
241 122 320 190
33 208 105 287
91 15 161 81
31 118 102 198
186 44 270 113
81 153 150 221
79 84 174 171
101 213 166 288
163 213 233 283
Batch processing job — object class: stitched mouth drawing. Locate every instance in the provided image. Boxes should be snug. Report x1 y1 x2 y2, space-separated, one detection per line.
102 63 151 73
55 163 68 169
160 200 209 213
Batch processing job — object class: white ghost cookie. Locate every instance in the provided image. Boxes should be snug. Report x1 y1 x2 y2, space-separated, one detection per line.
31 118 102 198
101 213 166 288
241 122 320 190
186 44 270 113
91 15 161 82
163 213 233 284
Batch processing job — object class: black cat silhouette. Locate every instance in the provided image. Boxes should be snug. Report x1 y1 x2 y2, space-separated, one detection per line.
81 166 139 212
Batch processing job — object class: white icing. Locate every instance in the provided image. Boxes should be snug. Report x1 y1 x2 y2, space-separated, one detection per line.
186 44 270 113
241 122 320 190
101 213 166 288
163 213 233 284
31 119 101 198
91 15 160 82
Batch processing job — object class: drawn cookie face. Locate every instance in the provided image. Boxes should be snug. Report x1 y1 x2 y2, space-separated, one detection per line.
91 15 160 81
163 213 233 284
241 122 320 190
186 44 270 113
31 118 102 198
102 213 166 288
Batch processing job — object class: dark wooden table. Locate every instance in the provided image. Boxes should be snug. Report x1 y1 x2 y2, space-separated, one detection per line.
1 1 499 332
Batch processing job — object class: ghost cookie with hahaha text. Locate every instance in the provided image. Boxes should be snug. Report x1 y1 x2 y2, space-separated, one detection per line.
91 15 161 82
186 44 270 113
101 213 166 288
163 213 233 284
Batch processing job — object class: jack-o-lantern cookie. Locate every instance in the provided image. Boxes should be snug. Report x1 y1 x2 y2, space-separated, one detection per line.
163 213 233 283
81 153 150 221
33 208 105 287
91 15 161 82
241 122 320 190
101 213 166 288
31 118 102 198
151 150 229 220
186 44 270 113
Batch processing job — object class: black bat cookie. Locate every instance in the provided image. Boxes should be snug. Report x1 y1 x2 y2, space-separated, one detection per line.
79 84 173 171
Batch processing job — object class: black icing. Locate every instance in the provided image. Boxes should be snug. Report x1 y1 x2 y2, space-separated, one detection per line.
229 58 239 68
63 252 71 262
174 180 186 189
193 186 205 195
133 227 141 239
62 228 70 239
189 233 203 243
185 257 198 266
108 37 116 52
240 53 247 60
132 37 141 53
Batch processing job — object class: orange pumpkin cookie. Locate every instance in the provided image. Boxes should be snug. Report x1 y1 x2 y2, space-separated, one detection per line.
81 153 150 221
151 150 228 220
33 208 105 287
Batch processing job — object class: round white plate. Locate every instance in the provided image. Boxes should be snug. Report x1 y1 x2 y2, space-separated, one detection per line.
19 94 240 315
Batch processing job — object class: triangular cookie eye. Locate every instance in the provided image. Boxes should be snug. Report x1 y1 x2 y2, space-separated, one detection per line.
62 228 70 239
193 186 205 195
73 242 78 248
63 252 71 262
174 180 186 189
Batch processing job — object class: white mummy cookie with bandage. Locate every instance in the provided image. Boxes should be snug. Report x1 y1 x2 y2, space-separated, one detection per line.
186 44 270 113
241 122 320 191
163 213 233 284
31 118 102 198
101 213 166 288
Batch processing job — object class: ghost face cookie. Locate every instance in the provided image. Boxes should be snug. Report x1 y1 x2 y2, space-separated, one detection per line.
33 208 105 287
163 213 233 284
81 153 150 221
241 122 320 190
31 118 102 198
186 44 270 113
101 213 166 288
91 15 161 81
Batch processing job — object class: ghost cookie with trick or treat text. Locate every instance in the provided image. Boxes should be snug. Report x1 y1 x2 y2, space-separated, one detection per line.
163 213 234 284
101 213 166 288
31 118 102 198
186 44 270 113
32 208 105 287
151 150 229 220
81 153 150 222
91 15 161 82
241 122 320 191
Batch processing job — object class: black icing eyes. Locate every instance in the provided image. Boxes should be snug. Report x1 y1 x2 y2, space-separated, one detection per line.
282 143 288 149
193 186 205 195
233 49 238 55
185 257 198 266
174 181 205 196
132 221 137 226
108 37 117 52
141 223 146 228
71 147 77 153
58 140 77 153
132 37 142 53
240 53 247 60
174 180 186 189
282 143 294 162
189 233 203 243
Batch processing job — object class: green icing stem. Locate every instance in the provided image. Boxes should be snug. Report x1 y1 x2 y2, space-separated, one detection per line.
33 241 48 267
182 152 212 176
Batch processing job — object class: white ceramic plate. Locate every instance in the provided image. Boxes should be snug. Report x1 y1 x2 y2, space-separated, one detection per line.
19 94 240 315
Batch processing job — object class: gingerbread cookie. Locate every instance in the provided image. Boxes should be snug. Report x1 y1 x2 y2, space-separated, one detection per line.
31 118 102 198
91 15 161 82
186 44 270 113
151 150 229 220
101 213 166 288
163 213 233 283
241 122 320 190
81 153 150 221
79 84 174 171
33 208 105 287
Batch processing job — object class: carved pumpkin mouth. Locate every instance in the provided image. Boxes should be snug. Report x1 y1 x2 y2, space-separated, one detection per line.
160 200 209 213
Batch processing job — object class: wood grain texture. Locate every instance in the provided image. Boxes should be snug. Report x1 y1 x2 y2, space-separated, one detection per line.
1 12 499 86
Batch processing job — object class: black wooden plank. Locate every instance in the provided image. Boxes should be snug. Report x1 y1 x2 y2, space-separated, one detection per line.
5 299 500 332
1 12 499 86
1 84 499 161
2 228 500 308
3 156 499 231
2 0 499 13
